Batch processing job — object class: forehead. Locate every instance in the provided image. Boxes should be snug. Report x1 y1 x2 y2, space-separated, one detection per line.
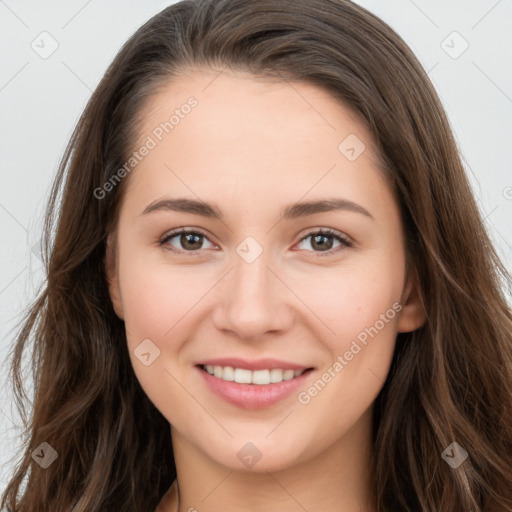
135 68 377 154
124 69 392 218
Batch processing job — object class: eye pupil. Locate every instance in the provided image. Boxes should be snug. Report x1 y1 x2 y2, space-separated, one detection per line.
181 233 203 250
311 234 333 251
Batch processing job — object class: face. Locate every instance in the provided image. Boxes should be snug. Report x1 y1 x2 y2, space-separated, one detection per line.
106 69 424 473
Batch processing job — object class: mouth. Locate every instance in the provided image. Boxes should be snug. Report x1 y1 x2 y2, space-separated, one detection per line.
195 363 316 409
197 364 314 385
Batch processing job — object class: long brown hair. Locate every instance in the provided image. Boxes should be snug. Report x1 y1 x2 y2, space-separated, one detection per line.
2 1 511 510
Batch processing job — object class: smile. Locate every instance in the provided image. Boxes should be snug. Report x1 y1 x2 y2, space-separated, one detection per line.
196 364 315 409
201 364 308 385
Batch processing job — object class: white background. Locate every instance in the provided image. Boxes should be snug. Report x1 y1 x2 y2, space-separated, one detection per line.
1 0 511 500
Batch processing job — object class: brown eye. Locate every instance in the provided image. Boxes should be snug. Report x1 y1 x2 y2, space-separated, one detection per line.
177 232 203 251
296 229 352 255
159 229 215 253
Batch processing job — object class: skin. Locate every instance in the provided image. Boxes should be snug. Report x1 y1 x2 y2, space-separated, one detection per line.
106 69 425 512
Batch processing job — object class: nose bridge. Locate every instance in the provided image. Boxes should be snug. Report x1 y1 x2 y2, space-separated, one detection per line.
231 242 277 310
235 245 271 291
230 231 274 294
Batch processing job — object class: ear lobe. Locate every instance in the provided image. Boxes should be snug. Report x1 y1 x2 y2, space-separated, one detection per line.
397 269 426 333
105 233 124 320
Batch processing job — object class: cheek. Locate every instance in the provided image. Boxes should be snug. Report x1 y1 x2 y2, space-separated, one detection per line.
118 252 204 347
293 256 404 349
117 252 201 417
295 315 398 448
293 256 403 412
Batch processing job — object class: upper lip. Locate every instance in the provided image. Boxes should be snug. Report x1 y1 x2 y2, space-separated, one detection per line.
196 357 314 371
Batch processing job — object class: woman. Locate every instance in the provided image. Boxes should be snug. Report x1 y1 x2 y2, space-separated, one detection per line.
2 1 511 511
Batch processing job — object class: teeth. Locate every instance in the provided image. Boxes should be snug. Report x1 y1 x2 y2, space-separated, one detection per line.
234 368 252 384
203 365 307 385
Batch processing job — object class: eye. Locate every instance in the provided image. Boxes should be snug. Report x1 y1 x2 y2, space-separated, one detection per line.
158 228 217 254
158 227 352 256
295 228 352 256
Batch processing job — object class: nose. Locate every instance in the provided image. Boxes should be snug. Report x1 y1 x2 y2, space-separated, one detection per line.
212 247 294 342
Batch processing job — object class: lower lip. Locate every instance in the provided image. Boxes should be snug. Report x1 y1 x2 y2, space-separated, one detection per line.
196 366 314 410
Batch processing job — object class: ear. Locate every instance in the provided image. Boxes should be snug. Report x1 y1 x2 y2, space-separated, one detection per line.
105 232 124 320
397 268 426 333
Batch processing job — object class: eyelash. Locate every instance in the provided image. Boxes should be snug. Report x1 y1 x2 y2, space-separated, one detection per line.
157 227 353 257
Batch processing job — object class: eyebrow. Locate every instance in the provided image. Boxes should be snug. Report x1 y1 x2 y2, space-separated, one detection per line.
141 197 374 220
